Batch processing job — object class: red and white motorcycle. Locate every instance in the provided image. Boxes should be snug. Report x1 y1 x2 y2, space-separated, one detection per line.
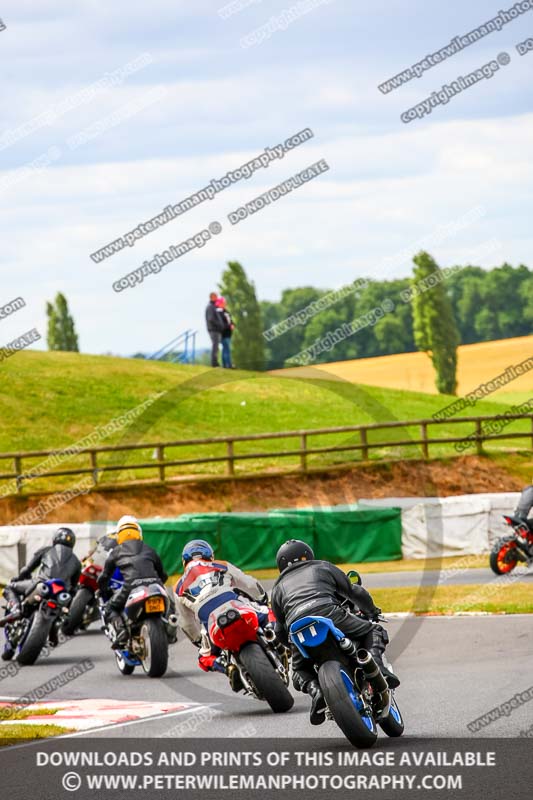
206 594 293 713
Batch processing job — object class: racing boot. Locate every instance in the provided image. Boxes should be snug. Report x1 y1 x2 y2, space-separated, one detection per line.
108 614 128 649
306 679 327 726
367 625 400 689
227 664 244 693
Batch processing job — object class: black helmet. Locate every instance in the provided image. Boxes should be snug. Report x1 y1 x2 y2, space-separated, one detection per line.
276 539 314 572
53 527 76 548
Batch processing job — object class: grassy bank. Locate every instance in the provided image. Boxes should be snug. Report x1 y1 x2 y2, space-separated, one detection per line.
1 351 531 494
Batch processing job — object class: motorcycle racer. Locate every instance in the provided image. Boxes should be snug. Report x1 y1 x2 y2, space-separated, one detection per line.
174 539 268 686
98 516 174 647
271 539 400 726
1 528 81 660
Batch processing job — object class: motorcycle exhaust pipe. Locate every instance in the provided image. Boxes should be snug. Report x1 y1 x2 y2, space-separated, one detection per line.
263 626 276 642
357 648 390 718
167 614 179 628
0 611 21 628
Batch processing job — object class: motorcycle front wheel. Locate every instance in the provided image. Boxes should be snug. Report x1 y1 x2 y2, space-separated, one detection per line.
115 650 135 675
140 617 168 678
378 692 404 737
62 587 93 636
318 660 378 748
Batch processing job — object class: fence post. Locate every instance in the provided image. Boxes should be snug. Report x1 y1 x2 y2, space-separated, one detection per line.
360 428 368 460
14 456 23 493
89 451 99 485
300 433 307 472
420 423 429 459
156 445 165 483
226 440 235 476
475 419 483 455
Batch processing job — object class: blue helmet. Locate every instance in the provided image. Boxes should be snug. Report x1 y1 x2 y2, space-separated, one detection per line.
182 539 214 565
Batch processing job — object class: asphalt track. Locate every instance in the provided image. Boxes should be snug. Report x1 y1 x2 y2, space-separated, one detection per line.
2 615 532 742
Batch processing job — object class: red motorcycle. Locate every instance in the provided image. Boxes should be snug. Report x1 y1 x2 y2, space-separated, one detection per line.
207 594 293 713
63 556 122 635
490 515 533 575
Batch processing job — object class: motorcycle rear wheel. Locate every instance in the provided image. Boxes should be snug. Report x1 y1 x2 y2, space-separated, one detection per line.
318 660 378 748
17 611 52 665
140 618 168 678
239 642 294 713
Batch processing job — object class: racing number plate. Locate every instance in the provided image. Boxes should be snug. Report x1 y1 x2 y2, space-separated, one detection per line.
145 597 165 613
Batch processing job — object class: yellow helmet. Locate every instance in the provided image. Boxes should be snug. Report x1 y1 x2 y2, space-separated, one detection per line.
116 515 143 545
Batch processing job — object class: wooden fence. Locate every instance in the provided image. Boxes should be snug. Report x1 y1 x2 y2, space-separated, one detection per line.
0 412 532 496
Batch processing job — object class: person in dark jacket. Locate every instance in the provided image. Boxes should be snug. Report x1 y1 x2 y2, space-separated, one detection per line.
215 295 235 369
98 516 169 647
205 292 225 367
1 527 81 659
271 539 399 725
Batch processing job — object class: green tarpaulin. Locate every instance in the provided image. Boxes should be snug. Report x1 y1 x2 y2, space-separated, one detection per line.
141 505 401 576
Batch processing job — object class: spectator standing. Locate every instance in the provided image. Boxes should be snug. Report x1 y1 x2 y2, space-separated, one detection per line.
205 292 224 367
216 296 235 369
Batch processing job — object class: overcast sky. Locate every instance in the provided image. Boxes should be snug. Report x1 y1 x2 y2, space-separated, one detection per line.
2 0 532 354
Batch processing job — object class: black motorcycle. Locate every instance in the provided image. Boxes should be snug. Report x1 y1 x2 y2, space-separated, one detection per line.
101 582 178 678
490 515 533 575
2 578 71 665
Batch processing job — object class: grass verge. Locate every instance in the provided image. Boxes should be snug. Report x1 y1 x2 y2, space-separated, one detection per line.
201 554 489 584
0 707 73 744
0 723 73 744
373 581 533 614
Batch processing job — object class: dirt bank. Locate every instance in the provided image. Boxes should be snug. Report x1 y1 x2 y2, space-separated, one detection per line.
0 455 528 524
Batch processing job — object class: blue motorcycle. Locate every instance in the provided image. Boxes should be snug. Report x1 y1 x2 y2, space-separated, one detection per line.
289 615 404 748
4 578 72 665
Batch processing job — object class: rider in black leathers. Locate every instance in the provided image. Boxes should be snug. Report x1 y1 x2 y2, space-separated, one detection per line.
98 517 169 647
1 527 81 660
271 539 400 726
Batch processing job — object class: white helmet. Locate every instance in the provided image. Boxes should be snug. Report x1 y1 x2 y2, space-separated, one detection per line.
116 515 143 544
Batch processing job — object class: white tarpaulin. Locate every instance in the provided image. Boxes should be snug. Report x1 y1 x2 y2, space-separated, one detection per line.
360 493 522 559
0 522 114 585
400 496 490 559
